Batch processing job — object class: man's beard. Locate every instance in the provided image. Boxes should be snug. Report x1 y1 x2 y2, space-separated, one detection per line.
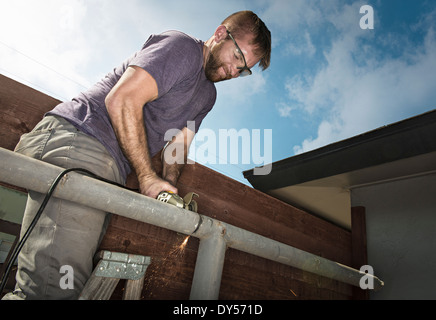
204 44 232 83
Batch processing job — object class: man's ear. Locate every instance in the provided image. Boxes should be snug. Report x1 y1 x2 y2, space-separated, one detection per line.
213 25 228 43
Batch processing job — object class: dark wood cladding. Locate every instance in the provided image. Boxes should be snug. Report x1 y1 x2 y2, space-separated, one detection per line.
0 74 60 151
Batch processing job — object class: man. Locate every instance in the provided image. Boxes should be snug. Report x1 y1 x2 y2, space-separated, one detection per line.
5 10 271 299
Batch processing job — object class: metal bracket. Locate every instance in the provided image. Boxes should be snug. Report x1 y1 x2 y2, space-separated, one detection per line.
94 250 151 281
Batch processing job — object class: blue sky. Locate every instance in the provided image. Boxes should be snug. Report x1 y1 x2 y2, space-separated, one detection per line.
1 0 435 185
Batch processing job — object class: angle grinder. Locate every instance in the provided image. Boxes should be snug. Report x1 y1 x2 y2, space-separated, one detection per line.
157 191 199 213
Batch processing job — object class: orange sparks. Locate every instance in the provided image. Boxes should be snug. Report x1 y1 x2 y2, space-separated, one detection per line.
180 235 190 249
169 235 190 256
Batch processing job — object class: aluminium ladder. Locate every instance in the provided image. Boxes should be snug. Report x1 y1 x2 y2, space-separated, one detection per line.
79 250 151 300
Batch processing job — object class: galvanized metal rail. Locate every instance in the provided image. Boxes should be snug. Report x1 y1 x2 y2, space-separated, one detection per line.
0 147 384 299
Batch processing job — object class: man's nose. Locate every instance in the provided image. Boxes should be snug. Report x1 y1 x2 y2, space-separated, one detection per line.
230 66 240 78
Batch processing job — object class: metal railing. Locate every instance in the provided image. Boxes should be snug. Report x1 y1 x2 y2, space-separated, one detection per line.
0 147 384 299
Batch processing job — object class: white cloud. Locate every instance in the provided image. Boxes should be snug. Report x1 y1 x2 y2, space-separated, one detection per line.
0 0 94 99
290 6 436 154
0 0 242 101
286 31 316 57
217 70 267 105
277 102 294 118
261 0 325 33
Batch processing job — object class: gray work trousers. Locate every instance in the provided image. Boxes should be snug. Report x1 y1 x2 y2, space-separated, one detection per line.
5 115 123 300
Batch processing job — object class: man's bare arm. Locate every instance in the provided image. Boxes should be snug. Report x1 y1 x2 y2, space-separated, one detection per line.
105 66 178 198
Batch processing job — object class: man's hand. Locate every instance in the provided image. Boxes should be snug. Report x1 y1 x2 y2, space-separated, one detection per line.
138 173 178 199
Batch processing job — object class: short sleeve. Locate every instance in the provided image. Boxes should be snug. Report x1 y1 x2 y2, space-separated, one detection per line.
128 32 203 98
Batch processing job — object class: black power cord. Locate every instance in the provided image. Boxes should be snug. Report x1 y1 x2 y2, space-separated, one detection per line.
0 167 135 295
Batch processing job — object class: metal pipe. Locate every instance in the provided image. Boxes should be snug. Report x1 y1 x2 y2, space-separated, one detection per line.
222 222 376 290
0 147 384 297
189 232 227 299
0 148 201 236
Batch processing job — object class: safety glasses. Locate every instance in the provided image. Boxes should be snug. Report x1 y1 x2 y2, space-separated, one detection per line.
226 30 252 77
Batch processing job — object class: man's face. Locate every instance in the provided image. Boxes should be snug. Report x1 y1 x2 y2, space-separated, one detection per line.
204 40 230 82
205 34 259 83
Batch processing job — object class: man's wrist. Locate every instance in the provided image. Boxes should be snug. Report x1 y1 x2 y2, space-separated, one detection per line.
162 163 183 187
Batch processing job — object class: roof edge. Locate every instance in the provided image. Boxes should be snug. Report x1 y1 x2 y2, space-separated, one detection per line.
244 109 436 191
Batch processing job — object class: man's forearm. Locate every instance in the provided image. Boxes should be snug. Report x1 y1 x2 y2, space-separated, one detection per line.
110 104 155 182
104 66 178 198
108 105 177 197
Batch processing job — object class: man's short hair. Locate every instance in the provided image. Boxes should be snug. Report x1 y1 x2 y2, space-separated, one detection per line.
221 11 271 71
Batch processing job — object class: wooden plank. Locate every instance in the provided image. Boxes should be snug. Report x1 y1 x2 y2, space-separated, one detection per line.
175 162 352 265
0 75 60 192
0 74 60 151
220 248 352 300
351 206 369 300
101 214 352 300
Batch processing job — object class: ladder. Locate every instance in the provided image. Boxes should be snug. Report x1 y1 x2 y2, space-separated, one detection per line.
79 250 151 300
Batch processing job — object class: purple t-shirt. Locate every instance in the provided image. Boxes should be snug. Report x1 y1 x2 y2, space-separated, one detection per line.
48 31 217 181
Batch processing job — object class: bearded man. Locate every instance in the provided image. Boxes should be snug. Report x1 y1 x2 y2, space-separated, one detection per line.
6 10 271 299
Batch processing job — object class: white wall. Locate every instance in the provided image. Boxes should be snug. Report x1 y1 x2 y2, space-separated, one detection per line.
351 173 436 299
